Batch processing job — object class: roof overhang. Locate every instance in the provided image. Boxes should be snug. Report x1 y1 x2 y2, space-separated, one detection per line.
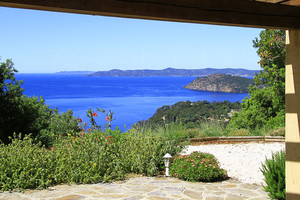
0 0 300 29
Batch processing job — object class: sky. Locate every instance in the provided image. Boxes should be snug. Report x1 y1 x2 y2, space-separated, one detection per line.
0 6 264 73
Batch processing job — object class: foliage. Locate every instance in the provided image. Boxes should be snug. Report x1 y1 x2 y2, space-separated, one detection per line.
97 108 115 129
0 59 54 143
170 152 227 182
228 86 283 130
0 58 82 145
253 29 285 109
39 109 83 147
229 29 285 132
195 121 227 137
0 128 183 191
135 100 240 128
154 123 191 141
0 59 23 98
266 127 285 137
118 129 183 175
227 128 250 136
0 135 55 191
228 88 284 133
260 150 285 200
0 59 24 143
86 108 101 130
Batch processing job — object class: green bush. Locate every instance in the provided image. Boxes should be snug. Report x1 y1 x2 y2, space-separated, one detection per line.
228 86 285 131
261 150 285 200
0 58 83 146
0 133 124 191
118 128 184 176
0 135 55 191
0 128 183 191
39 109 83 147
170 152 227 182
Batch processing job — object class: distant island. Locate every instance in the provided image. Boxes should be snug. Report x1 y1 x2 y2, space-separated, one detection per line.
184 74 255 93
87 67 259 77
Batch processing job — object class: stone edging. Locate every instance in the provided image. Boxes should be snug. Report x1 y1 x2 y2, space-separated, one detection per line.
181 136 285 145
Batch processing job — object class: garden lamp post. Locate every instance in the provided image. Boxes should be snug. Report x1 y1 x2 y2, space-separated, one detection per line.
163 153 172 177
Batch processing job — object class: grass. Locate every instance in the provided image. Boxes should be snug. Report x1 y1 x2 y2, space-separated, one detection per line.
141 121 285 139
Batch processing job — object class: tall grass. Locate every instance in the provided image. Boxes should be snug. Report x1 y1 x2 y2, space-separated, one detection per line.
195 121 227 137
139 121 285 138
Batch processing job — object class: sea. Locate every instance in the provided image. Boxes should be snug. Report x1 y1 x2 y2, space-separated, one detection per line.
16 74 250 131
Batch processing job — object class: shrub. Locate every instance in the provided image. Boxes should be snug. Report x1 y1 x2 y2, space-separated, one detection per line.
170 152 227 182
0 58 82 146
0 133 124 191
0 128 183 191
52 131 124 184
39 109 83 147
118 129 184 176
261 150 285 200
0 135 55 191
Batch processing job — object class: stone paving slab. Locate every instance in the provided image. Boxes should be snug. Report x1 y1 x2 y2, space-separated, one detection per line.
0 176 270 200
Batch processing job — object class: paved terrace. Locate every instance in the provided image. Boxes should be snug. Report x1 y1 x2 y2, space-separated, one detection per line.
0 176 269 200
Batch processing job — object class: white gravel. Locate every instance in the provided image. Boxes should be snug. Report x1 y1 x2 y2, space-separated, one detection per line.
182 142 285 185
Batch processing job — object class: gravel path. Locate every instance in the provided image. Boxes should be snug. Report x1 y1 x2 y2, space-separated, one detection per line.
182 142 285 185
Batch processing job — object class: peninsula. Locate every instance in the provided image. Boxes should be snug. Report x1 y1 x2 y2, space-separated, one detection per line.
87 68 259 77
184 74 255 93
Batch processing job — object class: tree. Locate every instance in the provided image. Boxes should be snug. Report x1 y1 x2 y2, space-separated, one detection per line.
0 59 25 142
228 29 286 131
228 86 284 130
253 29 285 110
0 59 53 143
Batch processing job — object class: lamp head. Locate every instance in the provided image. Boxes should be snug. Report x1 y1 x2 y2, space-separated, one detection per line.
163 153 172 167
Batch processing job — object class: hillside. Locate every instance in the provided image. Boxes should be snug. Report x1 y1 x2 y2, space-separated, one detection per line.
88 68 259 77
134 100 241 128
184 74 255 93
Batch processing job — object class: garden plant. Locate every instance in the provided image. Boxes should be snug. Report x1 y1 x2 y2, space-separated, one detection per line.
261 150 285 200
0 127 183 191
170 152 227 182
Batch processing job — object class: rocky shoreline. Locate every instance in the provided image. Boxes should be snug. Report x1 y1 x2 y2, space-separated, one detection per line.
184 74 255 93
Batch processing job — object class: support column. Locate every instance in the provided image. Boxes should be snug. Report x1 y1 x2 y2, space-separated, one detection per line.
286 29 300 199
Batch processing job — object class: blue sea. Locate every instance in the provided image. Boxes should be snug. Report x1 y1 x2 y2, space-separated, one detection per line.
16 74 249 130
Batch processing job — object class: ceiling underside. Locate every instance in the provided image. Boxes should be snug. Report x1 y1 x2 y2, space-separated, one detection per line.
254 0 300 6
0 0 299 29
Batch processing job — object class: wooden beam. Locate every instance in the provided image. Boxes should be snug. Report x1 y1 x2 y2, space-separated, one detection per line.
0 0 300 29
282 0 300 6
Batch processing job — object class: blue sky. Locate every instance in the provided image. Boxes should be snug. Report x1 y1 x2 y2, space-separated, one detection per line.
0 7 263 73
